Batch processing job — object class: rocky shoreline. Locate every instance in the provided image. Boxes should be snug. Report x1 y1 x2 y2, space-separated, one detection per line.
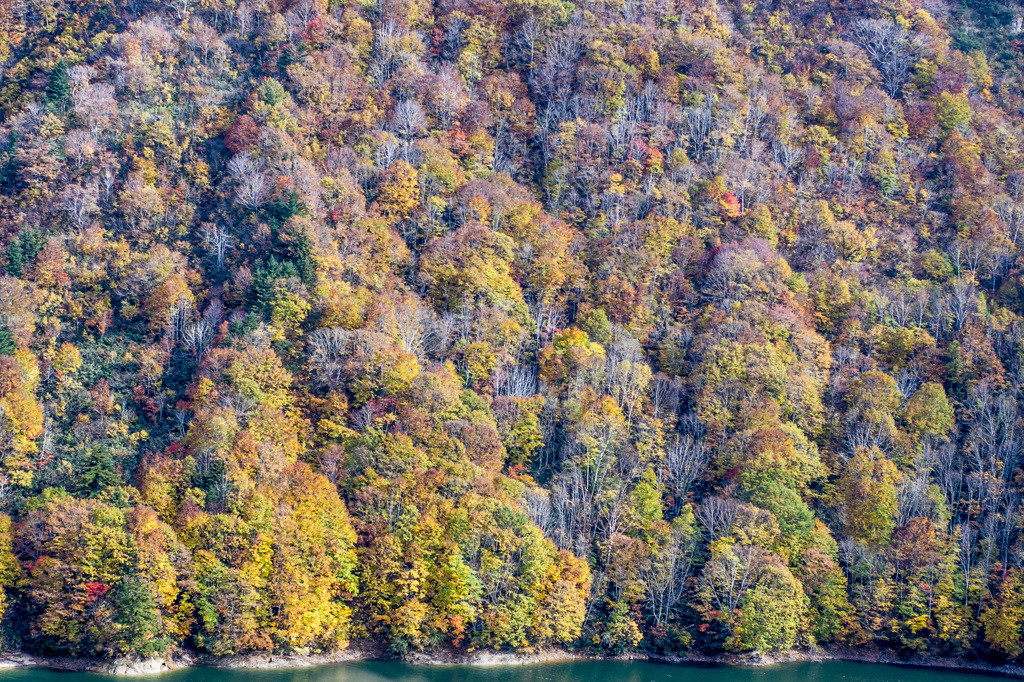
1 645 1022 677
403 647 591 666
0 652 186 676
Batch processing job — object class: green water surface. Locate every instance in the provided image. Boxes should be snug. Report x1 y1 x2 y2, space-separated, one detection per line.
0 660 1013 682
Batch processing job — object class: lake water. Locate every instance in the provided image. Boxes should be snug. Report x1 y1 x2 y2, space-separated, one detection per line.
0 660 1011 682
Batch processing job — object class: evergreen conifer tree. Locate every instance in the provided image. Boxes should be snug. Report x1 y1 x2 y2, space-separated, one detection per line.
79 446 122 496
45 59 71 113
0 326 14 356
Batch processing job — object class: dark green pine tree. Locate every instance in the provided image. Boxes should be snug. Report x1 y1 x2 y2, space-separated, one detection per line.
0 326 14 356
78 446 122 497
277 41 309 70
6 230 44 277
295 233 317 288
17 230 45 275
5 238 24 277
114 576 165 655
45 59 71 113
250 261 276 317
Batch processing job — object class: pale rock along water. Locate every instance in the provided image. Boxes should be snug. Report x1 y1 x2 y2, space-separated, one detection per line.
0 659 1010 682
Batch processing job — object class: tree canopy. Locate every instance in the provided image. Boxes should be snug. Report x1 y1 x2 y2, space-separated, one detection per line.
0 0 1022 665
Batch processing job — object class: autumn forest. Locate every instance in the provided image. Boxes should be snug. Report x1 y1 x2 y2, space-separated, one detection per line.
0 0 1022 667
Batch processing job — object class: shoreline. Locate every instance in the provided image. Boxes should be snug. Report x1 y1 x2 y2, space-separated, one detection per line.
2 645 1022 678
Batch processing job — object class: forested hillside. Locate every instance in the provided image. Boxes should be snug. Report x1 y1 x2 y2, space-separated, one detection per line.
0 0 1022 664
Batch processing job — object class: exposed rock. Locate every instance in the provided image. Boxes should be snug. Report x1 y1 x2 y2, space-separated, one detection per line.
19 654 190 676
198 649 370 669
403 648 586 666
1 645 1021 678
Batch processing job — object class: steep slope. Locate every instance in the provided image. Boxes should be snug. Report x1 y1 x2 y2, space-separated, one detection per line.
0 0 1021 664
